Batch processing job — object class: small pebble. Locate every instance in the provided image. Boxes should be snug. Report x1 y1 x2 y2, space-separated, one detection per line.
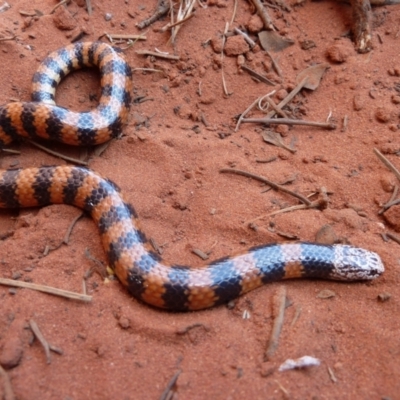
317 289 336 299
377 292 391 302
118 316 131 329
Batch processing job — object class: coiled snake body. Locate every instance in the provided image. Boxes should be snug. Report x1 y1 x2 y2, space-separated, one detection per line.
0 43 384 311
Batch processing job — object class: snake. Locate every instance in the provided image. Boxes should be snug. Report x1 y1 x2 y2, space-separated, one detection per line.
0 42 385 311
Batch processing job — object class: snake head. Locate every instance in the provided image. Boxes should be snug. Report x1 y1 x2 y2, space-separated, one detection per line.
330 245 384 281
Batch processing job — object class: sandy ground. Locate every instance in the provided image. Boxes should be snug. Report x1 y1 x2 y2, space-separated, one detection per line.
1 0 400 399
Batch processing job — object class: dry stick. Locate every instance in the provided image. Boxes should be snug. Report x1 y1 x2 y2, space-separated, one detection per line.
85 0 92 15
374 147 400 182
171 0 196 43
159 370 181 400
105 33 147 41
136 50 180 60
246 204 308 225
63 212 84 244
0 365 15 400
221 22 232 96
49 0 70 14
0 278 92 302
159 11 195 32
250 0 275 30
0 35 16 42
275 380 289 396
44 212 84 255
245 187 328 224
231 0 239 25
386 232 400 245
266 76 308 119
30 321 62 357
133 68 164 74
378 184 398 214
136 0 169 29
265 286 286 360
19 10 37 17
258 94 288 118
0 148 20 155
27 140 88 166
220 168 312 206
290 304 302 328
234 28 256 48
241 65 275 86
241 117 336 129
265 49 282 77
29 319 52 364
328 366 338 383
235 95 263 132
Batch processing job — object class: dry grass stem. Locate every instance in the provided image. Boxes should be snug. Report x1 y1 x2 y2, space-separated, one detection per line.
170 0 197 43
136 50 180 60
0 278 92 302
28 140 88 165
374 147 400 182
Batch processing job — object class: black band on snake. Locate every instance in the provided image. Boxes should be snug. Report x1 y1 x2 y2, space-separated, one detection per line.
0 43 384 311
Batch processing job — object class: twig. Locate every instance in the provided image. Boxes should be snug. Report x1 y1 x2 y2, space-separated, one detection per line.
265 286 286 360
85 0 92 15
386 232 400 245
234 28 255 48
374 147 400 183
264 76 308 119
235 95 263 132
104 33 147 41
170 0 197 43
265 49 282 77
220 168 312 205
328 366 338 383
263 203 318 218
43 212 84 256
379 185 400 214
221 22 232 96
231 0 238 25
84 248 107 278
133 68 164 74
0 278 92 302
241 65 275 86
290 304 302 328
275 380 289 396
0 35 16 42
136 0 169 30
258 94 288 118
241 117 336 129
159 11 195 32
244 187 328 224
0 365 15 400
159 370 181 400
250 0 275 30
0 148 20 154
64 212 84 244
27 140 88 165
49 0 70 14
135 50 180 60
29 319 52 364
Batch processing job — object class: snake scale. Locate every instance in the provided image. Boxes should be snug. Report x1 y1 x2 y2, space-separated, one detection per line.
0 42 384 310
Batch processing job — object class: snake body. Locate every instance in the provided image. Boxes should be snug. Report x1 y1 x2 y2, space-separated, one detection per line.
0 43 384 311
0 42 132 146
